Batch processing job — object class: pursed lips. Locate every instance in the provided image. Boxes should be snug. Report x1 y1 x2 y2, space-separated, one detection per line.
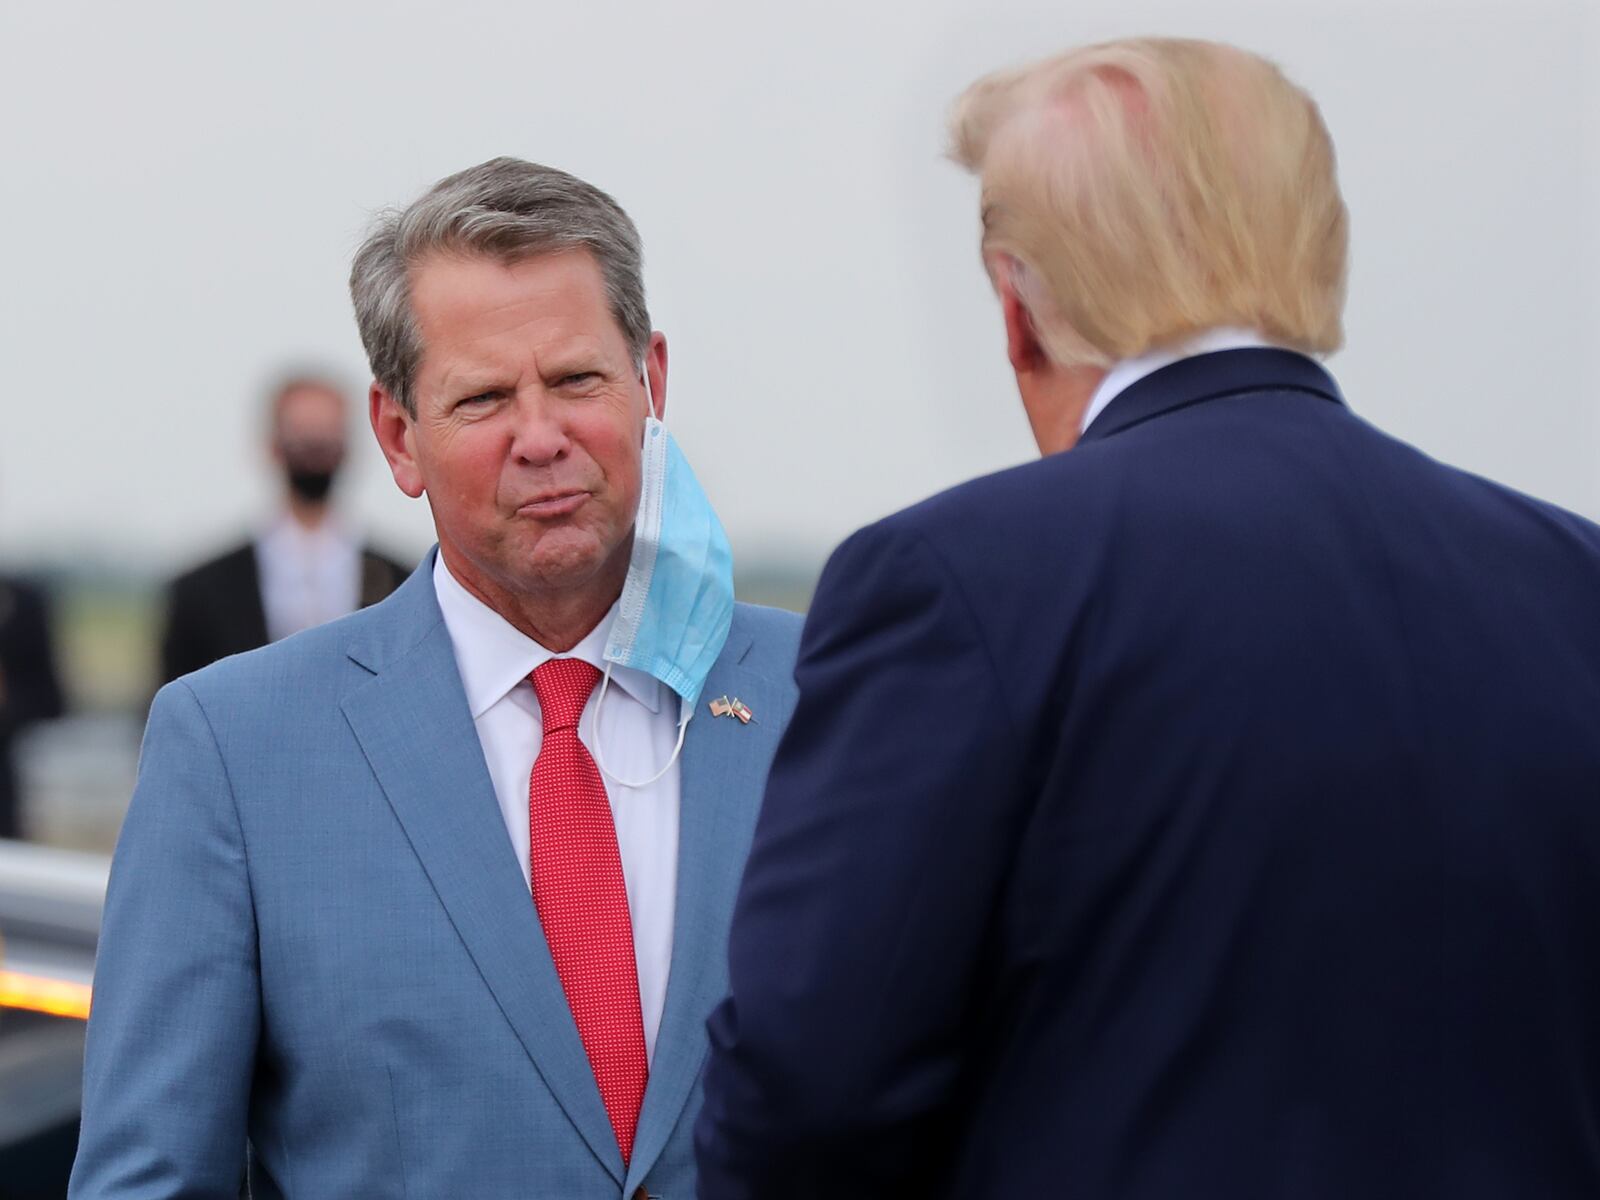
514 490 590 519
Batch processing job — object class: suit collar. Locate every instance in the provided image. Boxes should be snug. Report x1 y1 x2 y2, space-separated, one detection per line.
1081 328 1278 434
342 551 444 676
1078 347 1345 445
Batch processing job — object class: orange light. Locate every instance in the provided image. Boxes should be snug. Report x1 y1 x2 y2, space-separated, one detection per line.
0 970 92 1021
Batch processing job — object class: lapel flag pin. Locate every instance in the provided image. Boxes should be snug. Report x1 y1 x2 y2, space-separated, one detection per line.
730 698 755 725
709 695 734 719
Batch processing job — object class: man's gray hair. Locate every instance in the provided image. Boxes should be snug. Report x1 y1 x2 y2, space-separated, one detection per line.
350 156 650 417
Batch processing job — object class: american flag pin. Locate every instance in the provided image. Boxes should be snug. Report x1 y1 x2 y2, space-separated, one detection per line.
730 698 755 725
709 695 734 719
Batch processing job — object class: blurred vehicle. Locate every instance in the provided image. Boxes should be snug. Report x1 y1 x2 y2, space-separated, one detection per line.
0 840 105 1200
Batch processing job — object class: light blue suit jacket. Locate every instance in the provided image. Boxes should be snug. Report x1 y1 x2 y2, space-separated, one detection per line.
71 556 802 1199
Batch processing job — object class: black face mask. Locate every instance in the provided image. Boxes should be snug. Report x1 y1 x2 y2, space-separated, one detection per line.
285 466 337 503
279 436 343 504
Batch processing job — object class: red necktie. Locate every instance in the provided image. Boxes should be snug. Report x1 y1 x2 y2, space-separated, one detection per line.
528 658 649 1164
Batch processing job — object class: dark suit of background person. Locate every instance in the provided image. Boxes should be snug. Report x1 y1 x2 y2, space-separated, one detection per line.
0 576 65 839
159 374 408 684
697 39 1600 1200
161 541 407 683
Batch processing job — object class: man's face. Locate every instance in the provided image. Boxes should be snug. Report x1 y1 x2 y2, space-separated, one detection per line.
374 248 662 613
273 380 348 483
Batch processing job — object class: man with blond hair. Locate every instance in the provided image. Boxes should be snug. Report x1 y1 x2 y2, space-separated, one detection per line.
697 38 1600 1199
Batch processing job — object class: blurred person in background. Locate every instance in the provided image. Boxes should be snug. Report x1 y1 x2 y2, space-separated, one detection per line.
698 37 1600 1199
158 373 410 683
0 572 65 840
72 158 801 1200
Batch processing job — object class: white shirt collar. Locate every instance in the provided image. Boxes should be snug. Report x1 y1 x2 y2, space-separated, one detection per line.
1080 327 1282 435
431 551 663 720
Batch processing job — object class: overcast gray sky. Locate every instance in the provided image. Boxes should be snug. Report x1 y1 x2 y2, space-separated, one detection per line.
2 0 1596 580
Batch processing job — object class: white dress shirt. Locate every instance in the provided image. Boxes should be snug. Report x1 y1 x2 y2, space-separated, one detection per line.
432 552 681 1062
1080 327 1282 434
255 516 363 642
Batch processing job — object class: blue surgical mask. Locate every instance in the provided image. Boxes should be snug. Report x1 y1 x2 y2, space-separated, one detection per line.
592 367 735 788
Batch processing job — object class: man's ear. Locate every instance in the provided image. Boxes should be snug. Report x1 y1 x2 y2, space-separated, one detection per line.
995 266 1047 375
369 383 425 499
644 332 668 421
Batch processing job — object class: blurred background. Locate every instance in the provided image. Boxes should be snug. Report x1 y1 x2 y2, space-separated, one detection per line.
0 0 1596 1191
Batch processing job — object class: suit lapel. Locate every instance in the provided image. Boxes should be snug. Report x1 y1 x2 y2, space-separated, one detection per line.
341 601 626 1185
625 628 787 1193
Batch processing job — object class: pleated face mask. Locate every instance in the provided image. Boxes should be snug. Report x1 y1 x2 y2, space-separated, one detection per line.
593 365 735 787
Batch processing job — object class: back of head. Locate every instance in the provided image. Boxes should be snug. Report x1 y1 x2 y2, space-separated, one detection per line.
948 38 1349 368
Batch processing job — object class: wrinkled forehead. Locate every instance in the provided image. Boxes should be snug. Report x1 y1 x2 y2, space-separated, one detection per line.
409 248 636 382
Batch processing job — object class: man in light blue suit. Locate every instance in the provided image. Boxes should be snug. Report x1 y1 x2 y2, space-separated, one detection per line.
71 158 801 1200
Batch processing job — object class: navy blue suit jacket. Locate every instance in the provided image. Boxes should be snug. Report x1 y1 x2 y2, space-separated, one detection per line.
697 350 1600 1199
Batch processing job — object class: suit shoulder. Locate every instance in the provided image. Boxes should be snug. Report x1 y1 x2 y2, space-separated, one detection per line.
0 576 49 637
361 544 416 579
0 574 49 610
733 601 803 635
731 602 803 668
169 540 255 591
177 604 369 707
1428 454 1600 551
837 454 1101 586
889 451 1108 535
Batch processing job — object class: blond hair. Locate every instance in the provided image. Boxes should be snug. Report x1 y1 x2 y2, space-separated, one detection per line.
948 38 1348 367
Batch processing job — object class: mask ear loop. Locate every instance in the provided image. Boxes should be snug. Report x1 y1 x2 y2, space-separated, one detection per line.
589 662 690 789
641 356 658 422
588 358 689 789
